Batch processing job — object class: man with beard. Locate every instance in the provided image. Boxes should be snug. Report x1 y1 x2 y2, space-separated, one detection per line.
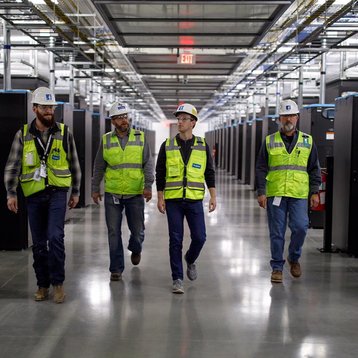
255 99 321 283
91 102 153 281
4 87 81 303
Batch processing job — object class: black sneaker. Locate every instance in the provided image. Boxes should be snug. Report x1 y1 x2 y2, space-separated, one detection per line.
131 253 141 265
110 272 122 281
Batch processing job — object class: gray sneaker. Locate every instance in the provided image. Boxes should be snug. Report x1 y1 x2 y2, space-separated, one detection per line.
185 254 197 281
172 279 184 294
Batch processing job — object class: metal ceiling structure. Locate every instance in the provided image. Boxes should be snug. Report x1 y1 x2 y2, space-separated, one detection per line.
1 0 358 123
93 0 292 118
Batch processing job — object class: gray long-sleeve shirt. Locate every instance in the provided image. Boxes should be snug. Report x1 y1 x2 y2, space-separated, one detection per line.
255 130 321 197
92 129 154 198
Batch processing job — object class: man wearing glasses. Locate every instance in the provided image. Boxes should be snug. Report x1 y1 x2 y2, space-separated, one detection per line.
156 103 216 294
4 87 81 303
92 102 154 281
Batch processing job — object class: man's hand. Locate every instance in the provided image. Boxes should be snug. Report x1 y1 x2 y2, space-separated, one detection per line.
92 192 102 205
310 193 320 208
7 197 18 213
257 194 267 209
157 191 165 214
143 188 152 202
209 197 216 212
68 195 79 209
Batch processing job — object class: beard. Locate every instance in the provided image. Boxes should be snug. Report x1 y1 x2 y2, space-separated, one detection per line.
280 122 295 133
115 123 129 133
37 111 55 128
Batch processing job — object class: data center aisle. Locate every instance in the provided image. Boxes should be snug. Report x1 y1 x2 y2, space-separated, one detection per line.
1 169 358 358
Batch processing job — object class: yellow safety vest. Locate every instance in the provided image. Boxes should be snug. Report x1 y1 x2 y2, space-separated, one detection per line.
103 130 144 195
164 136 206 200
266 131 312 198
20 123 71 197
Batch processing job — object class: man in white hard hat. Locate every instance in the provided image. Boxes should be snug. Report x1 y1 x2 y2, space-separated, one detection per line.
156 103 217 294
255 99 321 283
92 102 154 281
4 87 81 303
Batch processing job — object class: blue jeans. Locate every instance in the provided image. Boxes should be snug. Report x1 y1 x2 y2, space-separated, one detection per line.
104 193 145 273
166 200 206 281
267 197 309 271
26 189 67 287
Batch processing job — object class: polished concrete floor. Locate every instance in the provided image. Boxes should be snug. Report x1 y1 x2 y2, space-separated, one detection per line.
1 169 358 358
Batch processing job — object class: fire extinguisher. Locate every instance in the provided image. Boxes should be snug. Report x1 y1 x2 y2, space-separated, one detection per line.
311 170 326 211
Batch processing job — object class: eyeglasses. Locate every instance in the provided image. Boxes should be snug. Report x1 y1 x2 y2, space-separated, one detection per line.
176 115 194 122
112 114 128 120
37 105 56 111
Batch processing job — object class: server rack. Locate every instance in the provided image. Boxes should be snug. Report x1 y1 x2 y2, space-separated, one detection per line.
236 122 244 181
332 95 358 255
92 112 101 169
73 109 92 207
230 126 237 176
300 104 335 229
0 91 31 250
299 104 335 168
244 121 252 185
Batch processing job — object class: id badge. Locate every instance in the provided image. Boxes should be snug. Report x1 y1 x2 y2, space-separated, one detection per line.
33 168 41 182
273 196 282 206
26 152 34 166
40 162 47 178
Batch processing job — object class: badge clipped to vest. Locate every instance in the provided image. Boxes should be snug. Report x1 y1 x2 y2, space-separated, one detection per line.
33 168 41 182
39 161 47 178
192 163 201 169
302 135 310 147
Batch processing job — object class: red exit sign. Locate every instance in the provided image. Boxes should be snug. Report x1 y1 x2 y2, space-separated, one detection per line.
178 53 196 65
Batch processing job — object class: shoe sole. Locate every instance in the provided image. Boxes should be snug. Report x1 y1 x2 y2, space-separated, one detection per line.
54 294 66 304
271 279 283 283
34 296 49 301
172 289 184 294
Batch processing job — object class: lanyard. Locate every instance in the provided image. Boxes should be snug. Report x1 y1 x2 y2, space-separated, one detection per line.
36 134 53 162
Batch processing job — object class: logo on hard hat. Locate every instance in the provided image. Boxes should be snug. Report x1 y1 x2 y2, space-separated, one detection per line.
117 105 126 110
286 105 291 110
46 94 52 100
178 105 184 111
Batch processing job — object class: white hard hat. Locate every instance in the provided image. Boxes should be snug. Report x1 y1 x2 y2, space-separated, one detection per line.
279 99 299 116
31 87 57 105
173 103 198 121
109 102 130 118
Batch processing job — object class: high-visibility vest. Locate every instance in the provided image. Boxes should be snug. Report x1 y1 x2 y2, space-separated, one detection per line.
265 131 312 198
103 130 144 195
20 123 71 197
164 136 206 200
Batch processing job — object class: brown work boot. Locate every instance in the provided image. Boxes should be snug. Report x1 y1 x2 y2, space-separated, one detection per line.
131 253 141 265
34 287 49 301
110 272 122 281
53 285 66 304
287 258 301 278
271 270 283 283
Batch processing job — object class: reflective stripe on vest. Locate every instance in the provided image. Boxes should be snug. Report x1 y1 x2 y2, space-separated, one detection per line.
20 123 71 197
164 136 206 200
265 131 312 199
103 130 145 195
